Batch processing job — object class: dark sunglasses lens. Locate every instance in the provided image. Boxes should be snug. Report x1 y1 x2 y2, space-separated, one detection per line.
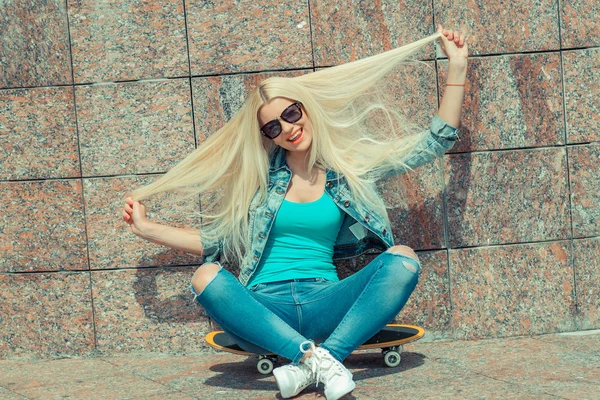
281 104 302 123
262 120 281 139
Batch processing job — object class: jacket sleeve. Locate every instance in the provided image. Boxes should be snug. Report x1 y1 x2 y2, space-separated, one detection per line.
378 114 460 181
201 235 223 264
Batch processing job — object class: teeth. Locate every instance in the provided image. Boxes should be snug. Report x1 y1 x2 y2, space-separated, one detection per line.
288 129 301 142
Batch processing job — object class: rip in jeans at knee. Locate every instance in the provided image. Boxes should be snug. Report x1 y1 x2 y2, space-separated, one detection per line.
386 250 420 273
189 284 201 302
189 262 222 302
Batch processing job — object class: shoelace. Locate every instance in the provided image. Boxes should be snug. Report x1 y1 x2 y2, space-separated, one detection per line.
316 352 347 381
299 341 348 388
299 340 321 388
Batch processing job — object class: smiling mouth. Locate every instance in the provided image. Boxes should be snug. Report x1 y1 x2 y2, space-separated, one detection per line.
288 128 302 142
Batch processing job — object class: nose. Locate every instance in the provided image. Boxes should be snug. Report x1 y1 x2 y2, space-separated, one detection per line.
279 119 295 134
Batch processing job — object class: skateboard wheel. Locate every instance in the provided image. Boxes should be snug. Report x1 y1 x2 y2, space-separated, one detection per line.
257 358 274 375
383 351 401 367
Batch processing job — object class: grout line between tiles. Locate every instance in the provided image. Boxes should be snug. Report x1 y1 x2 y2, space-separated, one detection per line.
307 0 316 70
556 0 580 323
4 142 598 184
427 354 570 399
5 235 599 277
431 0 456 338
63 0 99 352
1 263 201 276
3 46 599 92
181 0 198 150
0 383 31 399
96 357 196 397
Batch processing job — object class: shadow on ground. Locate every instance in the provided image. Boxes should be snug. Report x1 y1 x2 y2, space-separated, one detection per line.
203 350 426 393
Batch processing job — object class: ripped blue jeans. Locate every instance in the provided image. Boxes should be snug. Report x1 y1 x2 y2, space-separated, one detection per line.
189 249 420 365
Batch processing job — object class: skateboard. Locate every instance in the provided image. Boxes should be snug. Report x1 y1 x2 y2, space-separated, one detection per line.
205 324 425 374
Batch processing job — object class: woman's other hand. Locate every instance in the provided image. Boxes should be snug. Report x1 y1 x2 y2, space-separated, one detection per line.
123 196 151 237
437 23 469 65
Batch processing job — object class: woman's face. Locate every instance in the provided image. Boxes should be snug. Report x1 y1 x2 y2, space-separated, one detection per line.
258 97 313 152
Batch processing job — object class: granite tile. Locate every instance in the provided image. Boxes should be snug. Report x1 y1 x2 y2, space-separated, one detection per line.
153 335 597 399
445 148 571 248
98 353 258 396
535 329 600 367
440 54 565 153
572 237 600 330
191 70 308 142
348 374 548 400
0 357 191 399
91 267 209 354
123 351 426 397
309 62 437 137
0 272 94 358
0 86 79 180
334 251 451 336
434 0 560 55
68 0 188 83
0 387 21 400
425 334 600 399
76 79 195 176
449 241 577 339
3 332 597 399
560 0 600 48
84 175 203 270
563 48 600 144
0 0 71 88
0 180 88 273
378 160 444 250
332 253 378 280
380 60 439 124
310 0 434 67
169 348 543 399
393 250 452 337
569 144 600 237
361 61 444 249
186 1 312 75
535 330 600 361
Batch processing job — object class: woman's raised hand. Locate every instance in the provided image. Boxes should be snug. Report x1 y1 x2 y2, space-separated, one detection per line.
437 23 469 64
123 196 150 237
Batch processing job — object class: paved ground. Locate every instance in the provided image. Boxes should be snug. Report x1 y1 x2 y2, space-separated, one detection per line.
1 330 598 399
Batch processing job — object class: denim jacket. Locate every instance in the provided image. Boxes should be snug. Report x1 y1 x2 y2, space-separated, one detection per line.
202 114 459 286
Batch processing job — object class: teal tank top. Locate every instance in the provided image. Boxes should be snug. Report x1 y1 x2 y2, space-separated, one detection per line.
246 192 345 287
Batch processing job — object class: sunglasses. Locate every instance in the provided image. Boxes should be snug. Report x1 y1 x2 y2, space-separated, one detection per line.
259 102 303 139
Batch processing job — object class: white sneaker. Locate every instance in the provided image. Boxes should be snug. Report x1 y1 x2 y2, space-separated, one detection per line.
272 341 318 398
273 362 316 398
305 347 355 400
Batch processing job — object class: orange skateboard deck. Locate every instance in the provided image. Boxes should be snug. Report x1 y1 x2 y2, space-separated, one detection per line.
206 324 425 374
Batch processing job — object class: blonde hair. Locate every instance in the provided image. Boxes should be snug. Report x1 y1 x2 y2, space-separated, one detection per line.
129 31 443 266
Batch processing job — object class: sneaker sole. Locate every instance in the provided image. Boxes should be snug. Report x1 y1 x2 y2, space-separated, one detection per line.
325 380 356 400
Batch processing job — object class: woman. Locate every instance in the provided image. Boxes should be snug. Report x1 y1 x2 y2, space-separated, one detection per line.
123 24 468 400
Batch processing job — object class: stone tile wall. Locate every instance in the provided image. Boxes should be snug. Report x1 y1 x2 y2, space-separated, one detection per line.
0 0 598 359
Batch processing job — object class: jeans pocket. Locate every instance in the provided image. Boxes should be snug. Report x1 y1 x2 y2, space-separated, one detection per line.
248 283 266 292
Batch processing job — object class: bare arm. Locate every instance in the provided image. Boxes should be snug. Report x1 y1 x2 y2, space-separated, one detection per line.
123 197 204 255
438 61 467 128
138 222 204 255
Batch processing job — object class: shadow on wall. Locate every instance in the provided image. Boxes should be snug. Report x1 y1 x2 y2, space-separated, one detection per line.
132 265 201 324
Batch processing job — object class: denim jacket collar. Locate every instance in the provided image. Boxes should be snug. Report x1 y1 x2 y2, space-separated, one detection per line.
268 146 287 172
